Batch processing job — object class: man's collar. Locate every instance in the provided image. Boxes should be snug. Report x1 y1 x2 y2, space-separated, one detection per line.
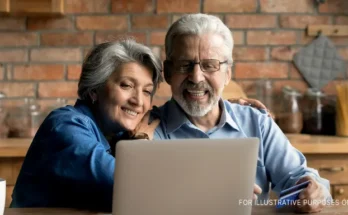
165 98 240 134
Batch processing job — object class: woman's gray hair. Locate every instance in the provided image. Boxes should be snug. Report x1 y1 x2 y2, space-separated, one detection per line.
165 13 233 63
78 39 162 101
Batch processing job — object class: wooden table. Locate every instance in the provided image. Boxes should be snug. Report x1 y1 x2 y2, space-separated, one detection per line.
4 206 348 214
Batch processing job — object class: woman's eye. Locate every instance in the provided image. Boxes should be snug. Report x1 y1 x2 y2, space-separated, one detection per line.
120 83 132 89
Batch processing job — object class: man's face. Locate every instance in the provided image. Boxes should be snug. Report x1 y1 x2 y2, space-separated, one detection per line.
168 34 231 117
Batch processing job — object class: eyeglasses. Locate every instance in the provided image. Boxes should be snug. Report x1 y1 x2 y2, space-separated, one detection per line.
165 59 228 74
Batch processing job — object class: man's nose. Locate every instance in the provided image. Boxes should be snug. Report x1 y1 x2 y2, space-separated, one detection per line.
188 63 205 84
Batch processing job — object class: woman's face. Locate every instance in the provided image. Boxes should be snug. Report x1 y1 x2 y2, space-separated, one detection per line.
96 62 154 131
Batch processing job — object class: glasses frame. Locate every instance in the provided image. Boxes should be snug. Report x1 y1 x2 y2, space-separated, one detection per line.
165 59 228 74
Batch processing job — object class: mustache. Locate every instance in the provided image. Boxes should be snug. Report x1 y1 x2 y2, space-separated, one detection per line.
181 80 213 92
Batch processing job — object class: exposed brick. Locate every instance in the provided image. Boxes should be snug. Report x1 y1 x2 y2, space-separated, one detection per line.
322 80 342 95
30 48 81 62
112 0 153 13
233 47 267 61
0 50 27 62
298 32 315 45
95 32 147 44
336 16 348 24
338 48 348 60
67 64 82 80
65 0 110 13
27 17 74 30
12 65 64 80
0 17 25 30
132 15 168 29
331 37 348 45
234 63 288 79
273 80 308 93
157 0 200 13
271 46 300 61
232 31 244 45
234 80 257 96
0 65 4 80
41 32 94 46
76 16 127 30
0 33 37 47
0 83 35 97
280 15 331 29
226 15 277 29
290 64 303 79
172 14 223 24
319 0 348 13
260 0 314 13
39 82 78 98
150 31 166 46
247 31 297 45
204 0 257 13
150 47 166 61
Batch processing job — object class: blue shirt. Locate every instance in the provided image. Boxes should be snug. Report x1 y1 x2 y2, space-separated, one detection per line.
154 99 331 200
11 100 116 211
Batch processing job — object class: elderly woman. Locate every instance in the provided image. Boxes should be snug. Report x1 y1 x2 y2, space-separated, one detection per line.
10 39 268 212
10 39 162 211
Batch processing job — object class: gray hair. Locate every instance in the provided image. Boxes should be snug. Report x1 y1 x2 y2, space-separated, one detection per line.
78 39 162 101
165 14 233 63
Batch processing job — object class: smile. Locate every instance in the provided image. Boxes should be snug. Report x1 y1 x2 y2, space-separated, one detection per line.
121 108 138 116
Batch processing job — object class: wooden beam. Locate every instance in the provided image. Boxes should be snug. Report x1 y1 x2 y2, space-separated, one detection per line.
307 25 348 36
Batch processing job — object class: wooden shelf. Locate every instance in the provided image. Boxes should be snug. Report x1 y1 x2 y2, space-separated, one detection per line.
0 0 64 16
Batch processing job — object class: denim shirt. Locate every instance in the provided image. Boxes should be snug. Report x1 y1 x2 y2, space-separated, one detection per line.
154 99 332 201
10 100 116 212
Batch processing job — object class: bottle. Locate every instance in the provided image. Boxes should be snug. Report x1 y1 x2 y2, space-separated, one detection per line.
0 92 8 138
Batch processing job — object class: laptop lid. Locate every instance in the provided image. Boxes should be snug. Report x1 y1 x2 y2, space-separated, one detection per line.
113 138 259 215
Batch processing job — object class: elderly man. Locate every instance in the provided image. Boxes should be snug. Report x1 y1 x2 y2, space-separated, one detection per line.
152 13 331 213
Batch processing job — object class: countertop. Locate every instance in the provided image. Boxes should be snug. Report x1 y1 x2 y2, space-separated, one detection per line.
4 205 348 215
0 135 348 157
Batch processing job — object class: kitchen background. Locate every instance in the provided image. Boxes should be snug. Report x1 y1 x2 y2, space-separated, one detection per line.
0 0 347 137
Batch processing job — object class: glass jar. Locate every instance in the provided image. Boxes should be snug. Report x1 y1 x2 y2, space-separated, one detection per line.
46 98 68 115
256 79 274 113
0 92 9 138
277 86 303 134
7 98 31 138
28 99 44 138
302 88 335 135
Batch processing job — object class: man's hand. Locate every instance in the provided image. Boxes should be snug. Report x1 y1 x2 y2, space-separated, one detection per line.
254 184 262 200
294 176 327 213
227 97 274 119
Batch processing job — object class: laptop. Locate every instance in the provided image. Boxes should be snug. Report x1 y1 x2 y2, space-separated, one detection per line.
112 138 259 215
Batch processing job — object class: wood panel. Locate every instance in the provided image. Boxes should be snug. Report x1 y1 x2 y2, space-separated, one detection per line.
6 185 14 207
306 155 348 185
332 185 348 201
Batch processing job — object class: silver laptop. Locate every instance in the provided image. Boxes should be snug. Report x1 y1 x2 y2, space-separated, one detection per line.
113 138 259 215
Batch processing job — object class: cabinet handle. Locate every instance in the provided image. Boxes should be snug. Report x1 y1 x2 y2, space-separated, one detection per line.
336 188 345 195
319 167 344 172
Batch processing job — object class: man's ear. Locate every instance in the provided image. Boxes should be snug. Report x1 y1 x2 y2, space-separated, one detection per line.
224 65 232 86
163 60 172 85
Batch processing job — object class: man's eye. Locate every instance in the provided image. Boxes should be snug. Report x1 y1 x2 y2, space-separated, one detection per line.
143 90 152 96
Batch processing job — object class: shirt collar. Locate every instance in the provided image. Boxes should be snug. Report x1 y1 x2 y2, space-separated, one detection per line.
74 99 121 150
165 98 240 134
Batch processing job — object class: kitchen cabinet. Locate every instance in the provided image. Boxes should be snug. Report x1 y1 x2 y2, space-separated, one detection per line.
0 0 64 16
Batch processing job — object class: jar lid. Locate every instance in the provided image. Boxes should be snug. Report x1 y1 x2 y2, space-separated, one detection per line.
0 92 6 99
282 86 302 97
306 88 326 97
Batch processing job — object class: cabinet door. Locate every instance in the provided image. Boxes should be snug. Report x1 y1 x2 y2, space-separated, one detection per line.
333 185 348 200
6 186 14 207
305 155 348 185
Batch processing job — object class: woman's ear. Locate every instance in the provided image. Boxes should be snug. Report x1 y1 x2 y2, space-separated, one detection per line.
89 90 98 104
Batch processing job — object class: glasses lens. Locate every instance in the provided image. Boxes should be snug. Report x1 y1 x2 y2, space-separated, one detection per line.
201 59 219 72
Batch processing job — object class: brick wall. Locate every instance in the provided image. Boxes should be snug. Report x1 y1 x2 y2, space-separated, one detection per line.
0 0 347 110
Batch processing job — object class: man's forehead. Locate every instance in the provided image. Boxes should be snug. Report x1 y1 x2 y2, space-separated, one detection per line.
171 34 224 59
